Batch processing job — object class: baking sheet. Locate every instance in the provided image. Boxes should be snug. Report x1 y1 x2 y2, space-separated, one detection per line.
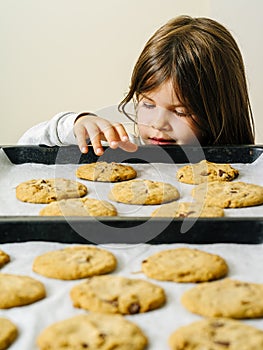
1 241 263 350
0 146 263 244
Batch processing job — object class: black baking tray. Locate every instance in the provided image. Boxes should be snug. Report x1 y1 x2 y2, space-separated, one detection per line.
1 144 263 244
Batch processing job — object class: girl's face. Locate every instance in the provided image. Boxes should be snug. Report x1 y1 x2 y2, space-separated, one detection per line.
136 80 203 145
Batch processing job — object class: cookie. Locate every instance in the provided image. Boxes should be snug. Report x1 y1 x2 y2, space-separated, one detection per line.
0 317 18 350
176 159 239 184
151 201 224 217
169 317 263 350
0 273 46 309
37 313 147 350
0 250 10 268
70 275 166 314
39 197 117 216
192 181 263 208
33 246 117 280
16 178 87 204
181 278 263 318
108 179 180 205
141 248 228 282
76 161 137 182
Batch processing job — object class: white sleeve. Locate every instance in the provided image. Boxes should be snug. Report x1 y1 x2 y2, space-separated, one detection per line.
18 110 142 147
17 112 82 146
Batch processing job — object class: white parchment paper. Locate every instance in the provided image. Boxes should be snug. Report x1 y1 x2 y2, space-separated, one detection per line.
1 241 263 350
0 149 263 217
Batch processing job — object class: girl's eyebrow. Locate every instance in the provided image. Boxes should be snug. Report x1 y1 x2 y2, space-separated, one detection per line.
140 93 185 108
140 93 154 101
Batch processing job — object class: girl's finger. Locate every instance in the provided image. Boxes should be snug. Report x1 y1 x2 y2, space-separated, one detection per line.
112 123 130 142
88 126 105 156
118 141 138 152
74 124 89 153
102 125 122 146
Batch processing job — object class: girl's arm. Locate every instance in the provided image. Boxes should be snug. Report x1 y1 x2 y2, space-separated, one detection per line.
17 111 79 146
18 111 138 155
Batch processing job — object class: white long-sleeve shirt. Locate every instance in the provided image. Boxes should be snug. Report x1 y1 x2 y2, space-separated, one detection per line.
18 112 81 146
18 111 142 146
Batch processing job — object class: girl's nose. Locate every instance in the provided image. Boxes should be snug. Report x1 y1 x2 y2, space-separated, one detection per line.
150 107 171 131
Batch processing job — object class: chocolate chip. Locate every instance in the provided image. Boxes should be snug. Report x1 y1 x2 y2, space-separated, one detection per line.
142 260 148 263
230 190 238 193
110 300 119 307
235 282 249 287
179 211 196 217
186 211 196 216
218 169 225 177
226 200 232 207
178 271 190 277
213 340 230 347
103 298 119 308
210 321 225 328
128 302 141 314
81 343 89 348
99 333 107 340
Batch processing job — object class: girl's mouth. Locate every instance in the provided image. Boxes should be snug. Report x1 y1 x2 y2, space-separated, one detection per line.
148 137 176 145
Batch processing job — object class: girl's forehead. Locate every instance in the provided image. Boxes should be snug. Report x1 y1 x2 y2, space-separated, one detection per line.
141 80 182 106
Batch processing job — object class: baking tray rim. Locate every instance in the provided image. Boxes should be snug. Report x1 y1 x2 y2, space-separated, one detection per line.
2 144 263 164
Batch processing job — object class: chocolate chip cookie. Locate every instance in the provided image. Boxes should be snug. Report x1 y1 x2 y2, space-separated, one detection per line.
33 246 117 280
142 247 228 282
181 278 263 318
176 160 239 184
39 197 117 216
0 250 10 268
16 178 87 203
0 273 46 308
76 161 137 182
70 275 166 314
0 317 18 350
169 317 263 350
108 179 180 205
151 201 224 217
192 181 263 208
37 313 148 350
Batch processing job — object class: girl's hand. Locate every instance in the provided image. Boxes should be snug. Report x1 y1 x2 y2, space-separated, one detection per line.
74 115 138 155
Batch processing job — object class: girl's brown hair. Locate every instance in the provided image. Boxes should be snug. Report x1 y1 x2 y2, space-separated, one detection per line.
118 15 254 145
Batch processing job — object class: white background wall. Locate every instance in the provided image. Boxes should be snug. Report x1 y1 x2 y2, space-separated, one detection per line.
210 0 263 143
0 0 262 144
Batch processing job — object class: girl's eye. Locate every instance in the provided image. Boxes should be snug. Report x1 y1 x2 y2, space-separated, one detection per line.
174 110 192 118
143 102 156 109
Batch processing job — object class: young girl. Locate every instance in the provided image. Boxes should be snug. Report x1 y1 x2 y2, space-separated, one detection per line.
18 15 255 155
